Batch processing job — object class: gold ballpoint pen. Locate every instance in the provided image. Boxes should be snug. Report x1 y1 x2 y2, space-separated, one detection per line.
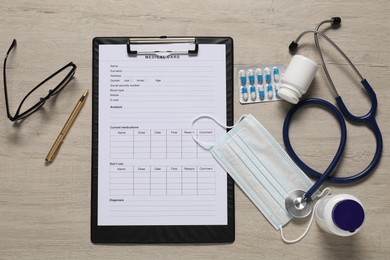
45 90 89 162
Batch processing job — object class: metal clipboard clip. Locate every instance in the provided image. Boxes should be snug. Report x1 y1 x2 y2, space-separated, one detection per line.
127 36 199 57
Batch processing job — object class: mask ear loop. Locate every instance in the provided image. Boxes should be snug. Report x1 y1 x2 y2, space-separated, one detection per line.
191 114 247 150
280 187 331 244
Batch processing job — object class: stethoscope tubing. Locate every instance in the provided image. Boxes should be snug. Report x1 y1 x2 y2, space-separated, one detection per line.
284 19 383 200
283 98 347 199
312 20 383 185
335 79 383 183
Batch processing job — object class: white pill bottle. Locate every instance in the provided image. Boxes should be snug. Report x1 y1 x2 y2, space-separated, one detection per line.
315 194 365 236
278 55 318 104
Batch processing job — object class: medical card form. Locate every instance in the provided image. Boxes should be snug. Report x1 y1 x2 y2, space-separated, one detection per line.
97 43 228 226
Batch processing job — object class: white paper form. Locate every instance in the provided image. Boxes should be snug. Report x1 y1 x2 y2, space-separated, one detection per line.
98 44 227 226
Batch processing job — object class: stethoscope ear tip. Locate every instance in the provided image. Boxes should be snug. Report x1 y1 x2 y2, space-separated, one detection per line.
289 41 299 53
331 17 342 27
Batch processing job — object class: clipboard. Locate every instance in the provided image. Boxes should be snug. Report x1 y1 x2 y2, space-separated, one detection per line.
91 36 234 243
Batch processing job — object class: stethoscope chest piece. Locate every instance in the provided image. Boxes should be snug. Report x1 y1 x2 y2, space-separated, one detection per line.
285 190 313 218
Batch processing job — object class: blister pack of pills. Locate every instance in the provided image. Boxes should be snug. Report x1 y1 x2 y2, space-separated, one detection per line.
238 65 285 104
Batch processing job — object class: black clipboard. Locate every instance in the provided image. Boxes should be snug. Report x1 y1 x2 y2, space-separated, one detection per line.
91 36 234 243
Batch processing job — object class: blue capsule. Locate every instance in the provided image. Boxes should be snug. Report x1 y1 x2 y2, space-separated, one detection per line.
267 84 273 99
273 67 280 82
255 68 263 84
258 85 265 101
264 67 272 83
241 86 248 102
239 69 246 86
250 85 256 101
247 69 255 85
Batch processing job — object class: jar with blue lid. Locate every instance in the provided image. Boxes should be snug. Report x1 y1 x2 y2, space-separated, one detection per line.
315 194 365 236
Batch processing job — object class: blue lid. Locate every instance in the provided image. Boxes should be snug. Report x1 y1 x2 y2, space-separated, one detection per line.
332 199 365 232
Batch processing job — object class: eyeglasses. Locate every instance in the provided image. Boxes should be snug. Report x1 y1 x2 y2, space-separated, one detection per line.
3 39 77 121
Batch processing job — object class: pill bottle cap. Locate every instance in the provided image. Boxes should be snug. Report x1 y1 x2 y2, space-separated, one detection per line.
332 199 365 232
278 84 300 104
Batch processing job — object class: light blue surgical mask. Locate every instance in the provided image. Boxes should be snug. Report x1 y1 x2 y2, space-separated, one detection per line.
192 114 316 230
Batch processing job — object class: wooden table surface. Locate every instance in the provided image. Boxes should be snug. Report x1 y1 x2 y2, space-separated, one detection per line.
1 0 389 259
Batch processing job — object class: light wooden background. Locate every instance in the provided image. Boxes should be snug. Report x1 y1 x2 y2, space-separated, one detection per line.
1 0 389 259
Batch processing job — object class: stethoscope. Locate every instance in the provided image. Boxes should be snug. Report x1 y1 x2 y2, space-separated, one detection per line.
283 17 383 218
